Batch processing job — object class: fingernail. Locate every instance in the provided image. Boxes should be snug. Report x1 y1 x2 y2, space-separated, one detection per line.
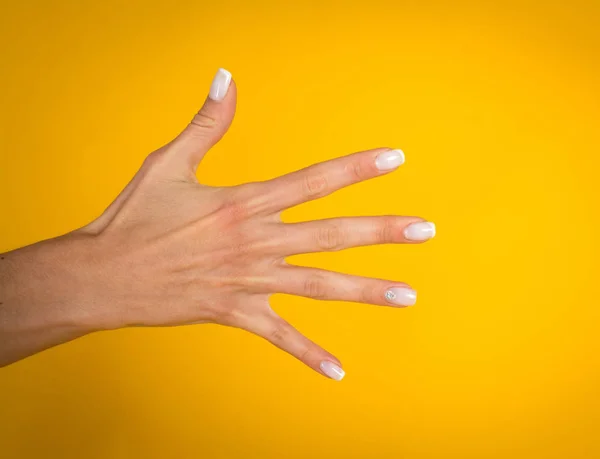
320 361 345 381
404 221 436 241
384 287 417 306
375 149 405 171
209 68 232 101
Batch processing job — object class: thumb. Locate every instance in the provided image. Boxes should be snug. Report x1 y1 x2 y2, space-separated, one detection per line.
166 68 237 178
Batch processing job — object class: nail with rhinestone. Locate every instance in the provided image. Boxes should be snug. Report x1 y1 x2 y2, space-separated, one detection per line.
384 287 417 307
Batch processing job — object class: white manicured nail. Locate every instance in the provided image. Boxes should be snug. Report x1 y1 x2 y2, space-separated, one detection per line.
320 361 345 381
404 222 436 241
208 68 232 101
384 287 417 306
375 149 405 171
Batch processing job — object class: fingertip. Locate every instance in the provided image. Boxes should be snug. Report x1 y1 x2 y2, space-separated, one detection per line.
208 68 233 102
374 148 405 171
320 360 345 381
384 286 417 307
403 221 436 242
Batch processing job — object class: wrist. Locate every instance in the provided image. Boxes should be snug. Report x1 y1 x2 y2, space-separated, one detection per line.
1 233 111 341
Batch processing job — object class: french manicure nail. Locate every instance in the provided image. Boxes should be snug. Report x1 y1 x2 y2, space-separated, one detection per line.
375 149 405 171
404 222 436 241
208 68 232 101
384 287 417 306
320 361 345 381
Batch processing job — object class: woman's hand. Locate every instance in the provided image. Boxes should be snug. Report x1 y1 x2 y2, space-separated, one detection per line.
0 69 435 378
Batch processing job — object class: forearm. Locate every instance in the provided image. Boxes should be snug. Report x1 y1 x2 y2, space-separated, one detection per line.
0 234 102 367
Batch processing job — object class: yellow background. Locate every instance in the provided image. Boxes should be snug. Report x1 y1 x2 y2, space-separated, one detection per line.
1 0 599 457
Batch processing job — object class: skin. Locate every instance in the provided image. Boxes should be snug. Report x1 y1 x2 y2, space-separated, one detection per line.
0 75 432 378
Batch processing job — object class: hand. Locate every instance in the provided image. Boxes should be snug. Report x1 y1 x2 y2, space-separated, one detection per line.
1 69 435 378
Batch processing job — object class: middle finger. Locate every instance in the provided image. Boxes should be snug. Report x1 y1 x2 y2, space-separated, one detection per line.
273 216 436 255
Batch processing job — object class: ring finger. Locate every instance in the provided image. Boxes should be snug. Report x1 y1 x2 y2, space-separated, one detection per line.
270 265 418 307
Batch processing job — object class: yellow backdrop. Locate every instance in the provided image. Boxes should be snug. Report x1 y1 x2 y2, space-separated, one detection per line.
1 1 599 458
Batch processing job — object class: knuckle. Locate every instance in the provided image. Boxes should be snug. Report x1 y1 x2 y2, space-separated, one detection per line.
377 216 398 244
190 110 218 130
227 231 256 260
345 159 367 182
302 172 328 199
316 224 345 251
218 198 251 224
235 182 259 200
269 320 290 343
230 238 254 257
304 274 329 300
233 182 263 215
143 149 167 169
214 304 241 326
358 285 376 304
217 308 235 325
298 346 312 363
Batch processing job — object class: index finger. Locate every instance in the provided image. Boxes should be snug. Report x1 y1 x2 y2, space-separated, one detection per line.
247 147 405 215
